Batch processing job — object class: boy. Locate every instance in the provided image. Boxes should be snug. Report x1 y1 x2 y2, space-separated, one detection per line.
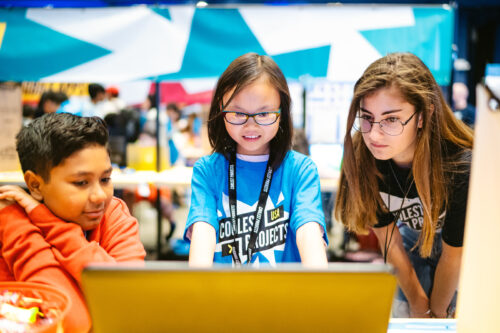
0 113 146 332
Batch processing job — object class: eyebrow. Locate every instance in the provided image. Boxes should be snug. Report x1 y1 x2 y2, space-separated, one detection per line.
226 105 277 112
71 167 113 177
359 107 403 115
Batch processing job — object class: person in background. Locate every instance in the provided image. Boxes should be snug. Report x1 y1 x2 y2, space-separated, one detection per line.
0 113 146 332
452 82 476 128
334 53 473 318
22 104 36 126
166 103 182 165
139 94 156 131
34 90 68 118
291 128 310 156
81 83 106 117
100 86 127 118
185 53 328 268
122 95 178 243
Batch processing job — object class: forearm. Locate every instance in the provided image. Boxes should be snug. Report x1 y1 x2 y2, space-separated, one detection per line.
188 222 216 267
296 222 328 268
430 242 462 317
28 200 145 283
28 204 115 280
372 225 430 317
0 206 92 332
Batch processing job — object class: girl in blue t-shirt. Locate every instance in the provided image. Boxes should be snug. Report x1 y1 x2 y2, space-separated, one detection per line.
184 53 328 267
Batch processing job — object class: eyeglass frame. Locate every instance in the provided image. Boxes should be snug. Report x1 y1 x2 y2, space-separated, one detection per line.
222 109 281 126
354 110 419 136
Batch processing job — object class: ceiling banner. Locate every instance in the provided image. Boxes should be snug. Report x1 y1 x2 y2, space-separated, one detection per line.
0 5 453 84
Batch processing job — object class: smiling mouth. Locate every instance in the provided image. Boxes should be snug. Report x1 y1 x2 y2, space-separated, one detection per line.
243 135 260 139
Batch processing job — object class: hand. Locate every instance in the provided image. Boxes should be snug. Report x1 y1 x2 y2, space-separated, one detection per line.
0 185 40 214
0 199 14 211
410 308 432 318
430 309 449 318
409 296 431 318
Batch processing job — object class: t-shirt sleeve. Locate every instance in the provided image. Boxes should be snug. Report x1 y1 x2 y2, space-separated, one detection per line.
184 157 218 242
289 156 328 244
442 168 470 247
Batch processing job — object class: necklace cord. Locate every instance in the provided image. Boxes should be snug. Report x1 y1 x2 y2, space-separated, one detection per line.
384 161 415 263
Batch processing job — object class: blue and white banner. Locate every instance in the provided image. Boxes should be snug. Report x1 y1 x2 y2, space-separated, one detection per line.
0 5 453 84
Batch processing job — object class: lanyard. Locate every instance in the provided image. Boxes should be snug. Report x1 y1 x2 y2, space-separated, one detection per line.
228 152 274 265
384 161 415 263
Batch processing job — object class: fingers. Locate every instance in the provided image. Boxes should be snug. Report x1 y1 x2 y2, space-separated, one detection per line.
0 186 39 213
0 185 26 194
0 198 14 210
0 189 24 201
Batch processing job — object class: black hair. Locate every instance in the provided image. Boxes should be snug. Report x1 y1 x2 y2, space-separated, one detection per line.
207 53 293 168
16 112 109 181
23 105 36 119
147 94 158 110
166 103 182 118
35 90 68 118
38 90 68 107
88 83 105 100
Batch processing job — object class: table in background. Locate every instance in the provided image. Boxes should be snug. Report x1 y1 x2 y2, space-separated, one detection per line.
0 168 338 191
0 167 338 257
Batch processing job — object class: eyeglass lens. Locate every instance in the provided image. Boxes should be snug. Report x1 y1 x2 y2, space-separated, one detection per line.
224 111 279 125
355 117 403 136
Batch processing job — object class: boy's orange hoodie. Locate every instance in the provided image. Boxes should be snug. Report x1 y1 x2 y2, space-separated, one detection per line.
0 197 146 333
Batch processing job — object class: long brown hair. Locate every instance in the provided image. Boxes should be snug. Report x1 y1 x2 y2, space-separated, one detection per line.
207 53 293 169
334 53 473 257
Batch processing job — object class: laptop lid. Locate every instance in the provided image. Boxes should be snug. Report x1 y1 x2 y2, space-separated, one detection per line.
81 262 396 333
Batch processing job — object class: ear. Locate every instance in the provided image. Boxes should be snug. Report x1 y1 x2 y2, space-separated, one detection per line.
24 171 44 201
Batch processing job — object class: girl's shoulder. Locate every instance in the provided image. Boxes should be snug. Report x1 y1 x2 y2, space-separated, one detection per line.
192 153 227 175
194 152 226 167
281 150 317 172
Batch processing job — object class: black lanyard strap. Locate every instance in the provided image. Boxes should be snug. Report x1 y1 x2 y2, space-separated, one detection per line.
228 152 274 265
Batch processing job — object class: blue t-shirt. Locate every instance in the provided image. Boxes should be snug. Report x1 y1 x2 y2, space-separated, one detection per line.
184 150 327 265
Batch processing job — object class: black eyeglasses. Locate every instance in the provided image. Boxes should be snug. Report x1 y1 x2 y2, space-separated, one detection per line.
222 109 281 126
354 111 419 136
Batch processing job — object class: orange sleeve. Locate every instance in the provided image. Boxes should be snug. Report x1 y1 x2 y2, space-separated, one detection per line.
0 204 92 333
27 197 146 284
93 198 147 262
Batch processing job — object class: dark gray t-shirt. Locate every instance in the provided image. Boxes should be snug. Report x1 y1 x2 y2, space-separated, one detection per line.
374 144 471 247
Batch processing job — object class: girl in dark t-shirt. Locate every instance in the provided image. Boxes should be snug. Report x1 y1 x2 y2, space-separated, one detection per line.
334 53 473 318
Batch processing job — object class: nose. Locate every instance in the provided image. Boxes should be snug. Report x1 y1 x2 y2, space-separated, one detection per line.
89 184 108 204
368 122 385 141
243 116 259 127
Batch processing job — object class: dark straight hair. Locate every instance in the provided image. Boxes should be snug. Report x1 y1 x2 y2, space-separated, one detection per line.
207 53 293 169
16 112 109 181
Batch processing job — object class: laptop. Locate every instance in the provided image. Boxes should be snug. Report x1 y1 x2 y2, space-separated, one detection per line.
81 262 396 333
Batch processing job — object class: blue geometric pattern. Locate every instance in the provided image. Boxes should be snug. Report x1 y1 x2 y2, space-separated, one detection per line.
152 9 331 80
151 7 171 21
0 6 453 83
153 8 267 80
359 8 453 85
0 8 111 81
273 45 331 80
